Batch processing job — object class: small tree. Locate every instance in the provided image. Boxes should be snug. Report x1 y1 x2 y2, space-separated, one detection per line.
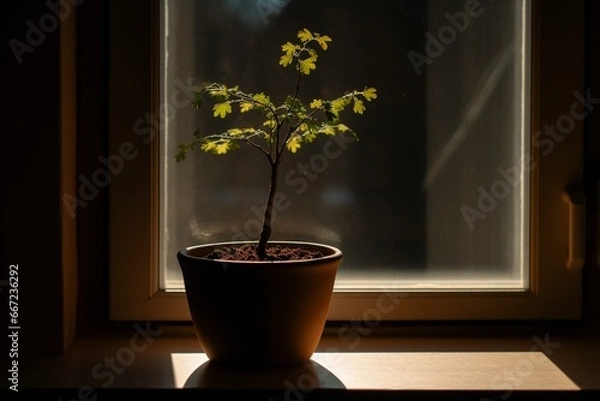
175 28 377 260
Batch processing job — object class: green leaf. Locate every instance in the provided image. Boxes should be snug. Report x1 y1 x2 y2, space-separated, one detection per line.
316 35 332 50
302 129 318 143
252 92 271 105
363 87 378 101
208 86 228 99
353 98 365 114
331 98 347 113
318 125 336 135
336 124 350 132
286 136 302 153
281 42 299 64
193 128 203 139
285 96 303 110
263 119 277 130
240 102 254 112
212 102 232 118
282 42 296 53
299 57 317 75
192 92 203 109
297 28 313 43
228 128 243 136
215 142 230 154
323 101 338 121
201 140 217 152
174 144 188 162
200 139 239 155
280 53 294 67
310 99 323 109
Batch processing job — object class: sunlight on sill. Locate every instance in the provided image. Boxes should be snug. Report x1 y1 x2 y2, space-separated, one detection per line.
171 351 580 391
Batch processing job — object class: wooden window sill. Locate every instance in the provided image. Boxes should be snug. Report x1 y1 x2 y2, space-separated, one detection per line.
18 327 600 400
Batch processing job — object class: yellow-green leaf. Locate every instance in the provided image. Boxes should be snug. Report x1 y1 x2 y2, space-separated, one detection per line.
299 57 317 75
215 142 229 154
364 87 378 101
240 102 253 112
318 125 336 135
212 102 232 118
353 98 365 114
336 123 350 132
201 141 217 152
297 28 313 43
303 130 317 143
252 93 271 105
263 119 277 130
281 42 297 55
279 53 294 67
316 35 332 50
208 85 228 98
331 99 346 113
286 136 302 153
310 99 323 109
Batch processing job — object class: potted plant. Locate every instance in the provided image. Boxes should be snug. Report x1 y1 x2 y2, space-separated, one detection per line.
175 28 377 368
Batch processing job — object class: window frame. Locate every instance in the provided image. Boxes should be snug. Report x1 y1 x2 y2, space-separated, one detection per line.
109 0 586 322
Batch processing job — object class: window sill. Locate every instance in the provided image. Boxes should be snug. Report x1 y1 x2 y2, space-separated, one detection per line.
19 326 600 400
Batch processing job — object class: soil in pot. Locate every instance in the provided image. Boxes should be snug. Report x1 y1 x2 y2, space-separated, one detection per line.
205 243 324 261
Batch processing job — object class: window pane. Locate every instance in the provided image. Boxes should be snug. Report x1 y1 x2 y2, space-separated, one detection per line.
159 0 531 292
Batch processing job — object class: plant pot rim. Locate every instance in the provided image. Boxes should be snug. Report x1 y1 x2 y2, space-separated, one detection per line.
178 240 342 265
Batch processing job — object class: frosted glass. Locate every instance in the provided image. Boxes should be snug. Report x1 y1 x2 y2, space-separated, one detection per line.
159 0 531 291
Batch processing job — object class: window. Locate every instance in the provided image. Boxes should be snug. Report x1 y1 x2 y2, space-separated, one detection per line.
109 0 585 321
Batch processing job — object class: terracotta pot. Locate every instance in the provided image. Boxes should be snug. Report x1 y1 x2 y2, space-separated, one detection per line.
177 241 341 368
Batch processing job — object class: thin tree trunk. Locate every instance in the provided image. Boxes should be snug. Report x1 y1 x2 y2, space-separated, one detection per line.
256 160 279 259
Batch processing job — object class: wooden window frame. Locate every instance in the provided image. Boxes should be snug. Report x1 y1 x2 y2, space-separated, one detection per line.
109 0 586 322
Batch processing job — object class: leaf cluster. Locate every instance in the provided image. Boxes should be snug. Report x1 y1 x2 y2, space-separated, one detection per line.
175 28 377 164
